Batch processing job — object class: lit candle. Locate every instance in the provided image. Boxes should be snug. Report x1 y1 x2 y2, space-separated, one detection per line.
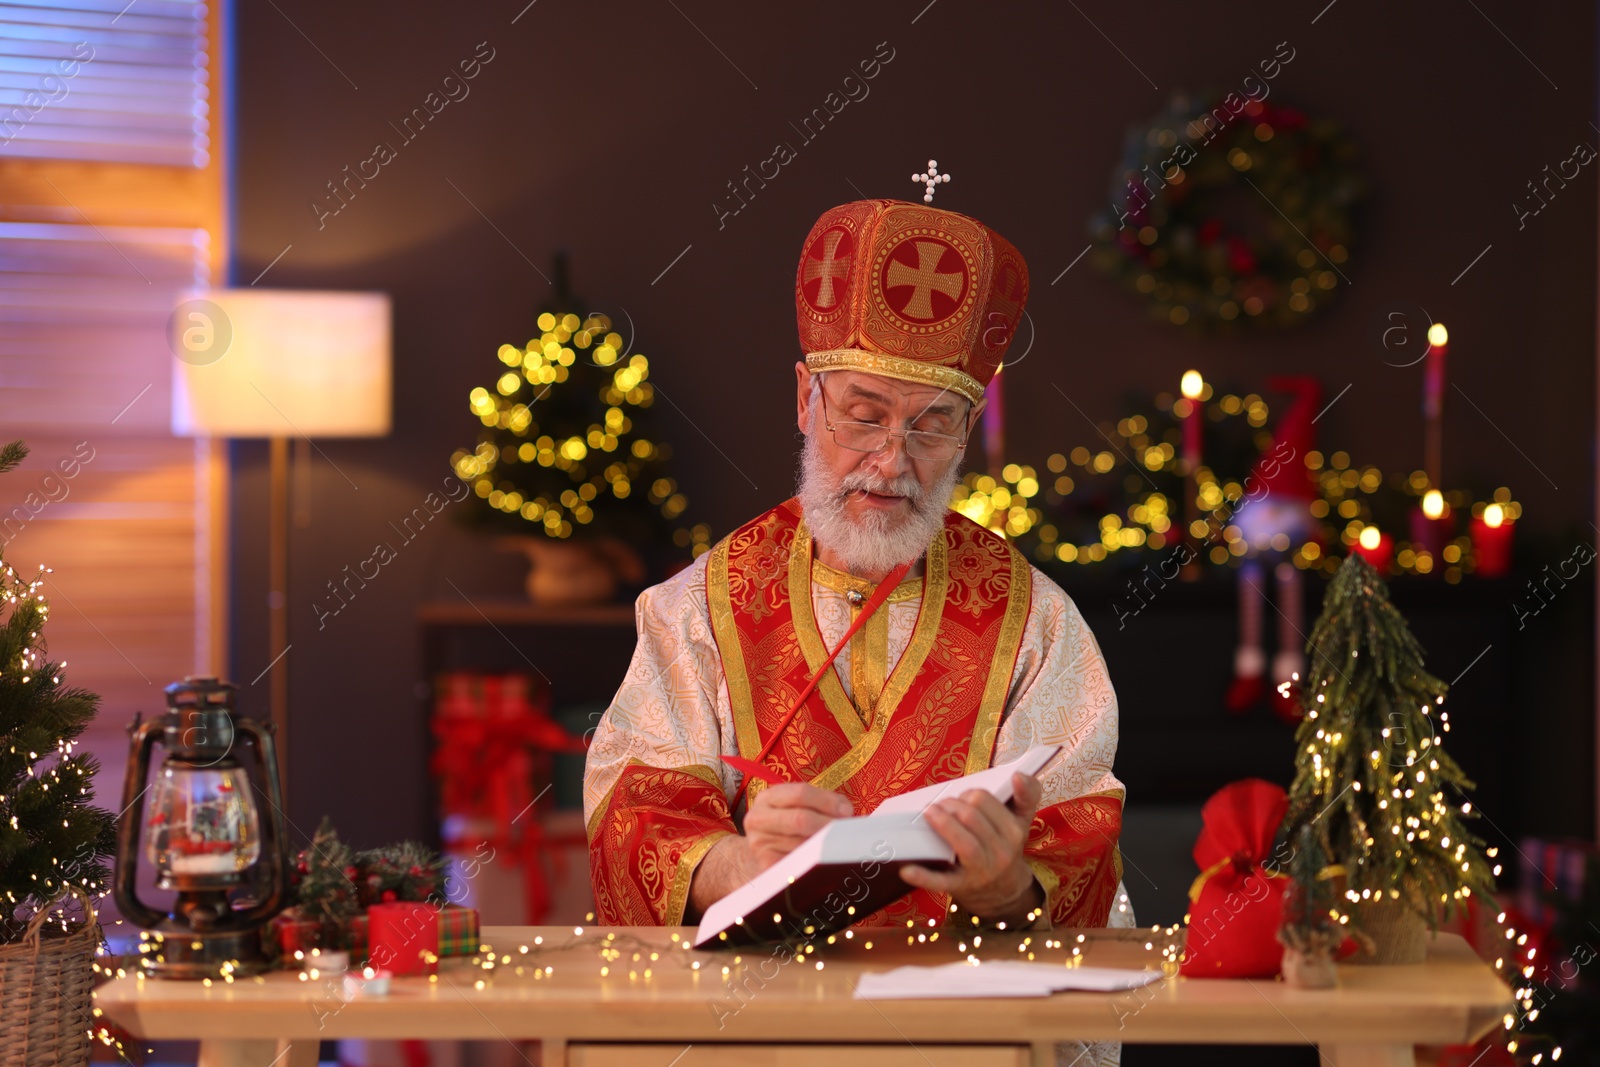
1424 323 1447 487
1351 525 1393 574
1470 503 1514 577
1409 488 1452 566
1179 371 1204 577
1180 370 1204 477
343 965 393 998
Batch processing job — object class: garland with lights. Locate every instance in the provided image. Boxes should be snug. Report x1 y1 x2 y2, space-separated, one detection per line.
952 386 1519 581
451 309 710 558
1089 92 1365 331
1278 554 1497 933
444 905 1179 990
0 439 116 943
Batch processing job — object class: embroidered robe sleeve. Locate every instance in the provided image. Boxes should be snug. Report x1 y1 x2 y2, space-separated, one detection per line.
584 555 739 926
992 568 1128 930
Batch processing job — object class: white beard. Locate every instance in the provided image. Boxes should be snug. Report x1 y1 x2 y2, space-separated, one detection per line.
796 422 962 576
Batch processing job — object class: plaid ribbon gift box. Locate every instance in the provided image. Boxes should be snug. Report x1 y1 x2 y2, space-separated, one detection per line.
348 903 479 962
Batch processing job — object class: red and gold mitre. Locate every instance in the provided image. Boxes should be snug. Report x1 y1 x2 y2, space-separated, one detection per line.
794 199 1029 405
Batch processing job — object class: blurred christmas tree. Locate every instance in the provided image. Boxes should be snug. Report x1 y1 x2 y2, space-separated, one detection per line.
0 440 116 942
1279 554 1496 930
451 268 710 560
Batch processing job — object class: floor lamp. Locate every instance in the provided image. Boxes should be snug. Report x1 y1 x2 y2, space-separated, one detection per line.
171 290 392 802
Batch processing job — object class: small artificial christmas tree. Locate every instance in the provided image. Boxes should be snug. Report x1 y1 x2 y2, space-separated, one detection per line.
1279 554 1496 940
0 440 117 941
290 817 362 950
1277 823 1362 987
451 266 710 560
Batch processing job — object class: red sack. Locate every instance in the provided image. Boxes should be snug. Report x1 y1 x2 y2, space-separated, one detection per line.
1180 779 1291 978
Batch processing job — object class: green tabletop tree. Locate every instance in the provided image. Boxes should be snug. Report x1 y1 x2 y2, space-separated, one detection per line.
1279 554 1496 937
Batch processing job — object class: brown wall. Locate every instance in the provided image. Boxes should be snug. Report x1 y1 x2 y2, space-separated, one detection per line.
230 0 1597 844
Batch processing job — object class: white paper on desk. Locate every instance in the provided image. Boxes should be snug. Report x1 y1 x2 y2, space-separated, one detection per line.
854 961 1164 1000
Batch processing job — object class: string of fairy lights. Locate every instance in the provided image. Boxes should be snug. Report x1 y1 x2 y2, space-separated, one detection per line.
0 561 133 1059
953 385 1519 580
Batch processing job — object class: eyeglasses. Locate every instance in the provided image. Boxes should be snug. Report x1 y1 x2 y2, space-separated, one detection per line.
818 389 969 462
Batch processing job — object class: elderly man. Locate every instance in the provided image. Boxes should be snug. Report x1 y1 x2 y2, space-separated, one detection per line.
585 199 1130 943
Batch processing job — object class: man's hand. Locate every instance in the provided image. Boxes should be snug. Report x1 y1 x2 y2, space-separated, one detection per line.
899 772 1045 925
743 782 854 868
687 783 853 920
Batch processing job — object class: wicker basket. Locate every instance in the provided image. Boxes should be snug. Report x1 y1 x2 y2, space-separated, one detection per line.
0 886 100 1067
1350 895 1432 965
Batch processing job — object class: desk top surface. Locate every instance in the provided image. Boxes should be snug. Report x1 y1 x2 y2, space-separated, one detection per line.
95 925 1512 1047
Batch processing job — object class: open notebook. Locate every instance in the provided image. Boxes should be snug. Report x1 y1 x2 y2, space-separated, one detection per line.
693 744 1061 948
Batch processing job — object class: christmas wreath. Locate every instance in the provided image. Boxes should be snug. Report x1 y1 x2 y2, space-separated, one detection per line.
1089 91 1366 331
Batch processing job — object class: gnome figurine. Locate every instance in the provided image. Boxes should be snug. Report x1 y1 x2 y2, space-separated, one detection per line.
1224 377 1322 724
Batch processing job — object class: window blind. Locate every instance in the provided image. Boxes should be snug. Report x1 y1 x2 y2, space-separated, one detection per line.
0 0 209 166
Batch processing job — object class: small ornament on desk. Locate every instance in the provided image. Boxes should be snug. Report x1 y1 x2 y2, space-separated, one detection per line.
343 964 392 998
303 946 349 977
1278 824 1357 989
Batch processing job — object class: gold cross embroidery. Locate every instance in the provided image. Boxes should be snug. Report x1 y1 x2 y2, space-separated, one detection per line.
803 231 852 309
885 240 963 320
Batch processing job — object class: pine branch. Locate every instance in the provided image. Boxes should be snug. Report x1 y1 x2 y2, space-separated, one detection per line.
0 440 26 476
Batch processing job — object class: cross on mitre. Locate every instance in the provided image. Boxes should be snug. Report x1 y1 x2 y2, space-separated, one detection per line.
803 229 852 310
885 239 964 321
912 159 951 204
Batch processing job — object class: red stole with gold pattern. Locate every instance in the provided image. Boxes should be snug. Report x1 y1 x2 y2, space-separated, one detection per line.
705 499 1031 926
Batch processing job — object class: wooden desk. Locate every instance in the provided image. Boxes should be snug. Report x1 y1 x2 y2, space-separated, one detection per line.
95 925 1510 1067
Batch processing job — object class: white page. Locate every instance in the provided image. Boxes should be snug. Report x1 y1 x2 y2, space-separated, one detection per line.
854 961 1163 1000
871 744 1061 817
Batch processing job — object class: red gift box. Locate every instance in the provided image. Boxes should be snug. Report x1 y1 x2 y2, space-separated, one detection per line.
367 901 440 976
269 911 325 957
347 902 479 961
1180 780 1291 979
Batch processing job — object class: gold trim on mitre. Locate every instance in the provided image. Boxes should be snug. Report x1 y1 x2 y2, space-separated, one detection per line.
805 349 987 405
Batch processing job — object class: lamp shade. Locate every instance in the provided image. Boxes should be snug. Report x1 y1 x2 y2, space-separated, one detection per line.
171 289 392 437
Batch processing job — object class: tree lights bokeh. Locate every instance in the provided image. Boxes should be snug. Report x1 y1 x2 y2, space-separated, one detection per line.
451 312 710 557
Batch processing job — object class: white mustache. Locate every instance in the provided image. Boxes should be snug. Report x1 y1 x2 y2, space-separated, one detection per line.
836 470 924 508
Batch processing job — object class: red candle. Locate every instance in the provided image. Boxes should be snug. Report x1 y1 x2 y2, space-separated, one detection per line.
1351 526 1393 574
366 902 440 976
1424 324 1447 487
1408 490 1451 564
1180 370 1204 476
1470 504 1514 577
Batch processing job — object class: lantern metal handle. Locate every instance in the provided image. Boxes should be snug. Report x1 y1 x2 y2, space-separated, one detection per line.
235 716 289 924
112 714 166 929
